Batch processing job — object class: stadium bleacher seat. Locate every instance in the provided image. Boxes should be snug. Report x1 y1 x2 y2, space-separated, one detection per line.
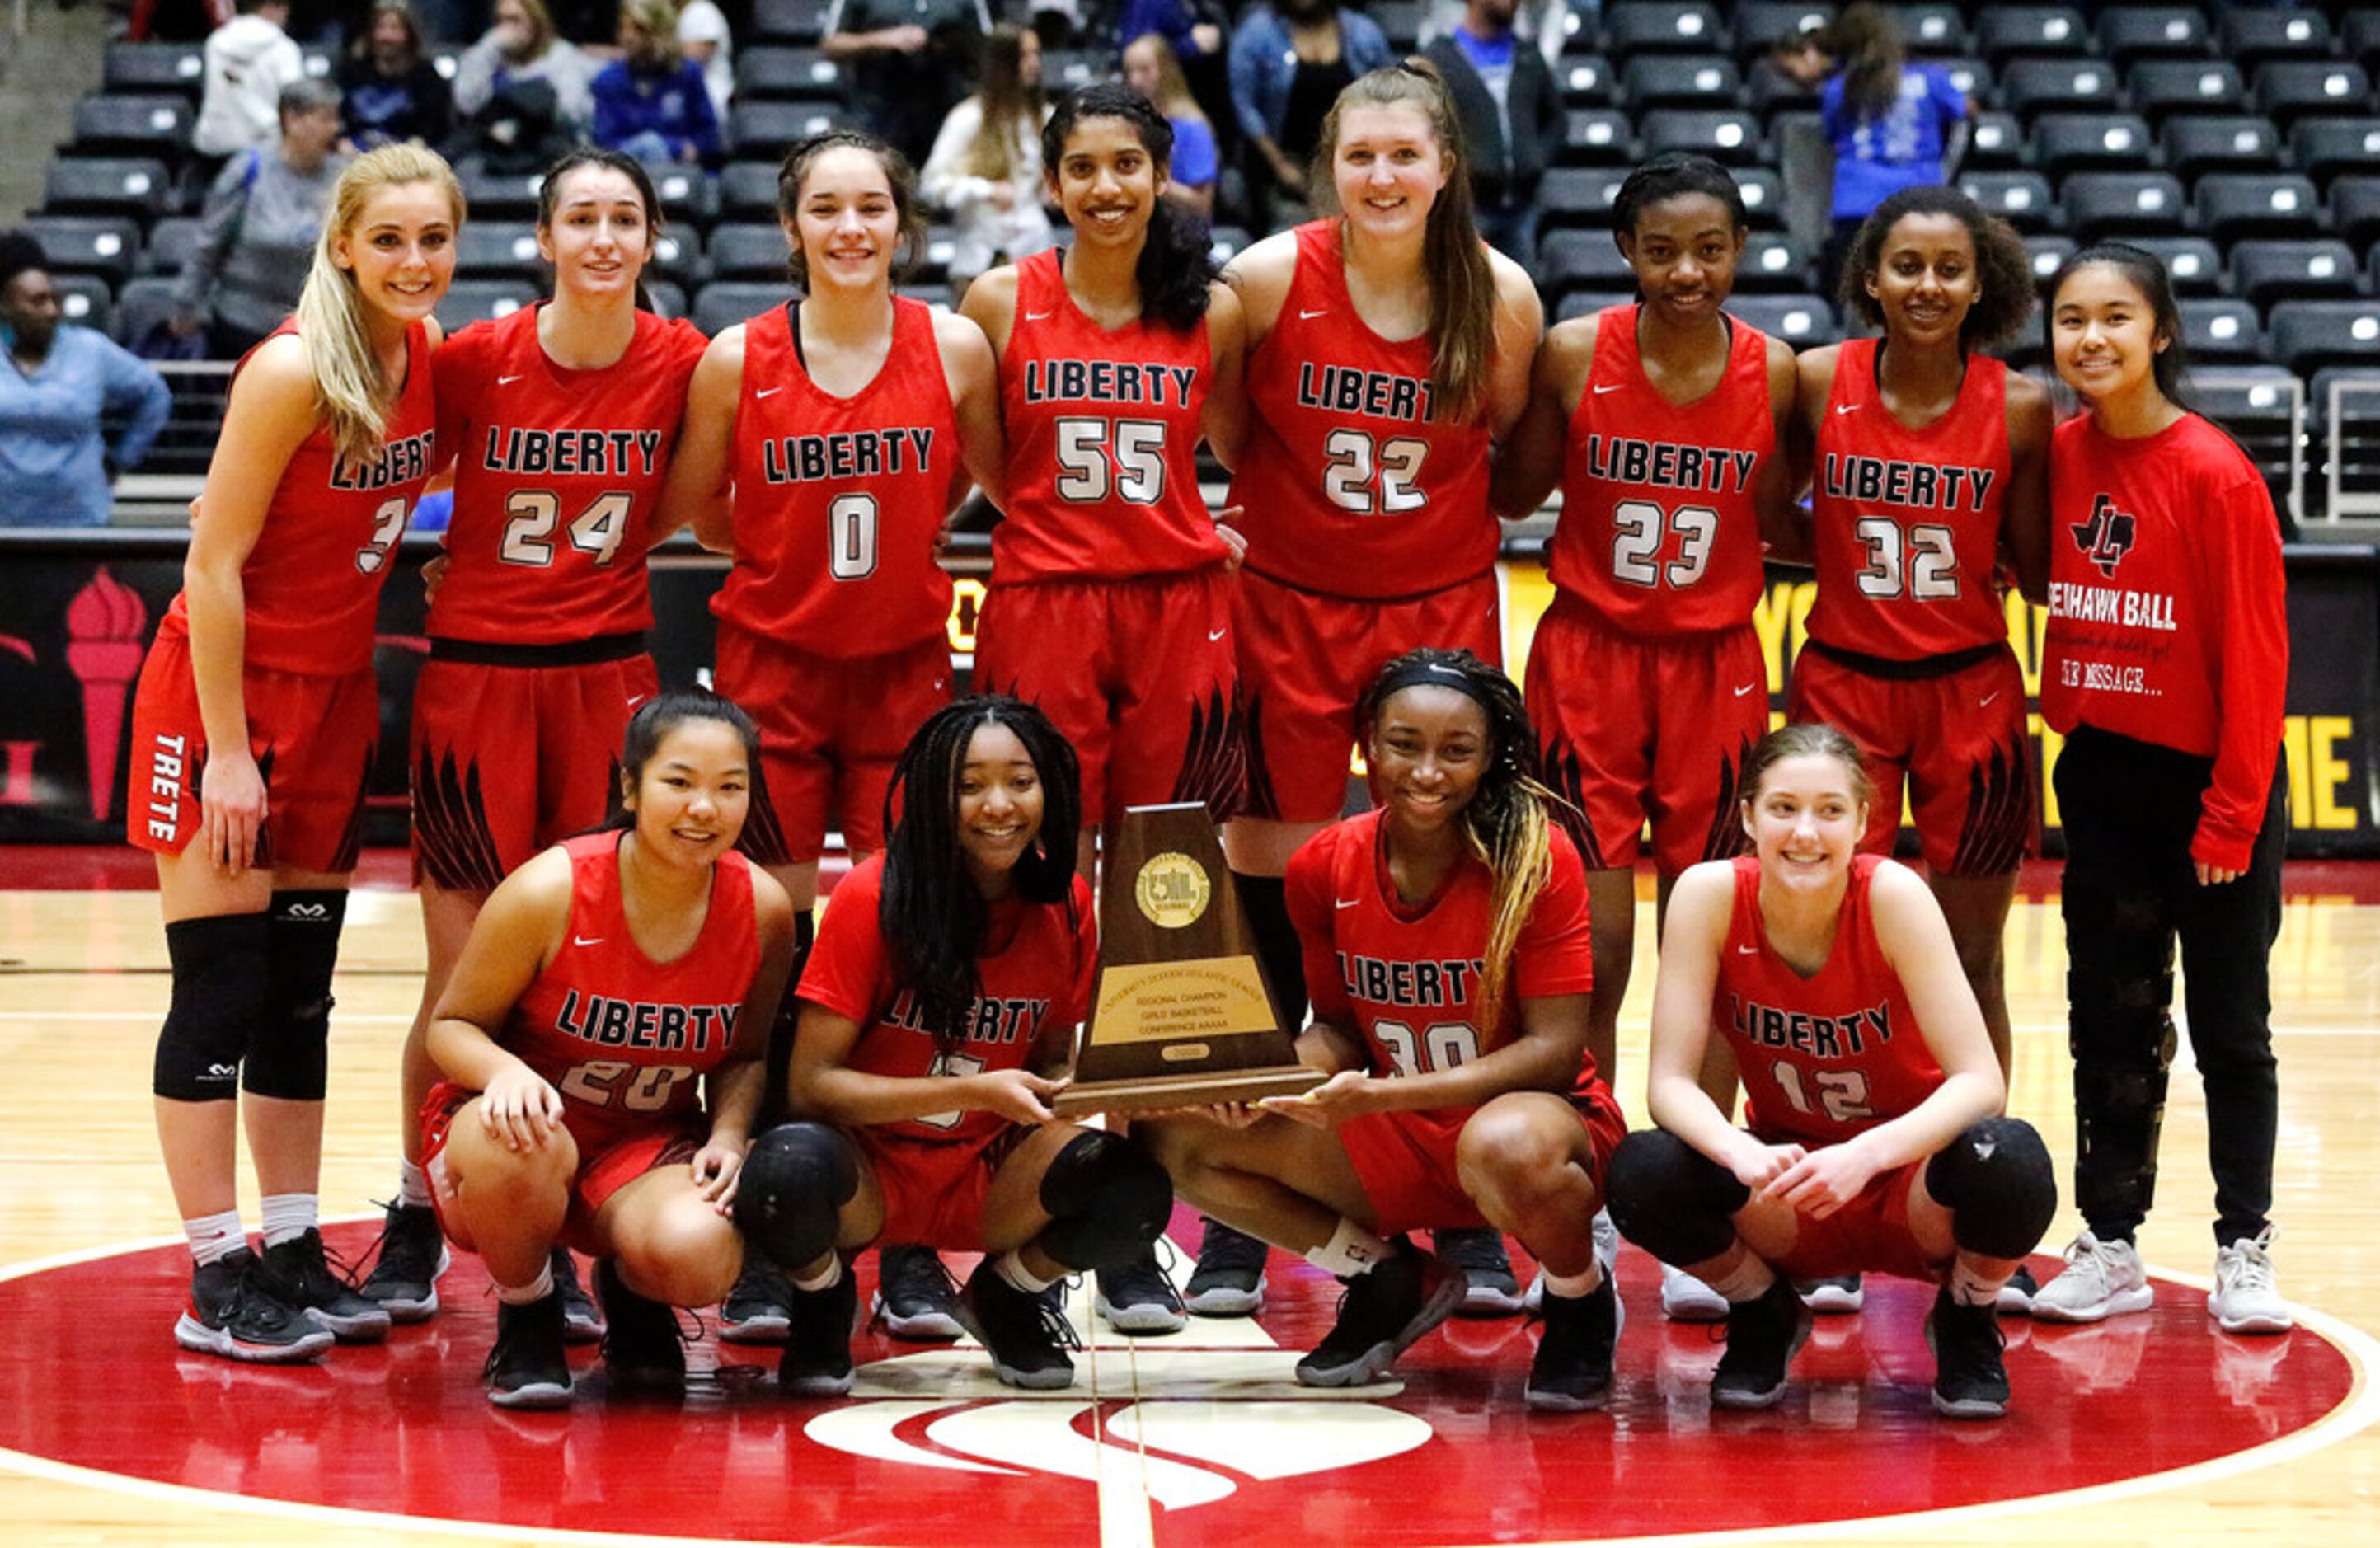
736 46 843 100
692 281 788 336
717 162 780 223
41 158 171 218
140 217 201 277
1975 7 2091 66
1735 232 1808 293
1960 170 2058 232
1900 5 1969 55
1932 58 1990 102
649 167 716 228
2129 59 2246 123
2095 7 2213 68
112 275 181 349
2034 112 2154 175
2228 239 2363 310
2349 11 2380 71
2129 235 2223 296
2256 62 2376 129
751 0 829 45
730 99 847 158
2288 116 2380 185
1622 54 1739 107
1539 230 1637 298
1734 167 1786 229
706 223 791 281
49 273 113 336
1207 227 1255 263
2176 297 2263 364
2024 233 2077 288
2161 115 2284 181
1599 4 1728 60
101 42 205 96
2332 176 2380 251
1731 4 1830 59
1963 111 2025 168
1557 291 1636 324
2193 171 2323 242
20 215 140 285
1373 2 1425 52
2060 170 2185 239
2003 57 2122 120
2270 300 2380 376
456 161 545 222
1640 109 1761 163
1558 55 1616 106
648 229 705 290
2191 368 2304 528
645 279 688 322
1559 108 1636 165
71 95 192 155
457 224 542 280
1538 167 1626 228
2221 8 2335 70
1728 293 1839 346
436 279 539 331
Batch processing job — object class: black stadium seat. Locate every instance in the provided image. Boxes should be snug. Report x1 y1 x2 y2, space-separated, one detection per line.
2269 300 2380 376
2289 117 2380 185
1556 290 1636 324
1731 4 1830 59
721 161 783 220
1960 171 2058 232
737 46 844 100
1728 293 1839 346
49 273 113 335
1558 55 1617 107
1974 7 2091 66
2129 235 2223 296
19 215 140 285
750 0 829 45
647 229 706 290
1537 230 1638 298
2002 57 2122 120
692 281 789 337
2060 171 2185 239
1599 4 1729 60
2221 9 2335 70
456 161 547 221
1639 109 1761 164
1735 232 1808 293
2032 112 2154 175
2256 63 2376 130
1538 167 1627 228
141 216 202 276
2160 115 2284 181
2095 7 2213 68
1621 54 1739 108
436 280 539 331
2228 240 2362 310
706 223 791 281
2349 12 2380 72
71 94 192 154
2193 172 2323 242
2129 59 2246 123
1734 167 1786 230
41 158 171 218
730 99 847 158
101 42 207 96
113 275 183 349
2333 176 2380 251
1559 108 1636 165
1962 111 2024 169
456 223 542 279
2175 298 2262 364
1900 5 1968 56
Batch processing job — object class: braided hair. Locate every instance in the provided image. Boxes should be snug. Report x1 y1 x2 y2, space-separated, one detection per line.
1357 649 1565 1023
879 697 1083 1051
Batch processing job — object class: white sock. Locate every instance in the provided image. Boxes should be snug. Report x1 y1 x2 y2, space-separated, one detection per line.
1703 1256 1778 1304
259 1193 318 1247
792 1255 843 1292
496 1260 556 1306
184 1210 246 1268
397 1158 432 1210
1543 1264 1602 1299
1948 1259 2004 1308
1304 1218 1392 1278
993 1250 1058 1295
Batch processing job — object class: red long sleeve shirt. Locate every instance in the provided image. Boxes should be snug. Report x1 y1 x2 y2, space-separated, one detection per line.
2043 412 2288 872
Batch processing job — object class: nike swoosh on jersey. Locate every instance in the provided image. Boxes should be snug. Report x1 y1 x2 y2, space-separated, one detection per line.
574 936 605 947
1593 382 1623 394
1024 310 1053 321
1835 402 1859 414
497 374 524 385
1299 308 1328 320
1980 692 2002 706
1208 627 1228 641
1336 898 1361 908
755 387 783 398
1733 683 1758 697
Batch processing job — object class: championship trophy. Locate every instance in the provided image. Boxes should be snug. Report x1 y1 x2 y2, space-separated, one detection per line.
1053 804 1326 1117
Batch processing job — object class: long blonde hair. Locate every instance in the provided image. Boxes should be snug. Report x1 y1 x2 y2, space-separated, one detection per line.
963 26 1045 182
294 143 464 470
1312 63 1497 423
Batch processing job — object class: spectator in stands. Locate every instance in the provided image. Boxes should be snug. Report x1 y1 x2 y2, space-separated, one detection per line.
823 0 992 170
678 0 736 124
340 1 457 150
1116 1 1233 157
453 0 595 133
593 0 725 167
1422 0 1562 265
195 0 308 160
922 25 1056 288
0 232 172 529
1123 32 1218 219
1815 2 1969 298
1228 0 1392 230
176 78 350 360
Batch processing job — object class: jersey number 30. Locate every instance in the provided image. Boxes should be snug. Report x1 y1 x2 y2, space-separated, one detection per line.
1373 1019 1480 1077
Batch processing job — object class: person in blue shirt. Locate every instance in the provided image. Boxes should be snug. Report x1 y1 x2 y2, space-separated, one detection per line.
0 233 171 529
1228 1 1394 227
1816 3 1968 297
1124 30 1219 218
591 0 722 167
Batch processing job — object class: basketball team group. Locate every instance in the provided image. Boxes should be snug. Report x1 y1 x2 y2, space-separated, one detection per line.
123 58 2293 1425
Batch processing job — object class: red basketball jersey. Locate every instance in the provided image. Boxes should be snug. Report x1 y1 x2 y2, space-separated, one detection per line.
1232 220 1498 598
1548 304 1775 635
1285 809 1600 1094
1807 339 2013 659
429 304 707 645
1711 853 1943 1148
714 298 959 655
157 321 436 676
505 832 763 1156
993 249 1223 583
799 854 1097 1144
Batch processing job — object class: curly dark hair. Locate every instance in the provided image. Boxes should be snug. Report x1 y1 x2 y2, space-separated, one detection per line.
1041 83 1216 331
879 697 1083 1052
1838 185 2034 349
1612 152 1746 238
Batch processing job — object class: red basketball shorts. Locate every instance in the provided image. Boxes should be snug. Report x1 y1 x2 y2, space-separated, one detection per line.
1338 1084 1627 1239
1786 643 2036 876
713 626 952 866
409 650 659 893
127 631 376 875
1524 599 1766 875
1234 567 1502 825
1765 1156 1945 1285
972 564 1242 833
856 1126 1029 1252
420 1080 704 1257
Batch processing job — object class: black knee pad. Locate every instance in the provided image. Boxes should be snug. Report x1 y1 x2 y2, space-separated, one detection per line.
242 889 346 1100
153 912 273 1100
735 1122 858 1270
1035 1130 1174 1272
1603 1130 1749 1268
1926 1118 2058 1260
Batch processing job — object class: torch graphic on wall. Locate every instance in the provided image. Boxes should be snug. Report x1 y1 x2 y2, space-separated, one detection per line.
67 568 148 823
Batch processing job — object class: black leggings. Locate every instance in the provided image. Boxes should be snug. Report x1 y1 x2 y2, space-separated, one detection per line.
2054 725 2288 1250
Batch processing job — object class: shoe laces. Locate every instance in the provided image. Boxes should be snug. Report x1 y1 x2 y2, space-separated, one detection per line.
2221 1228 2278 1293
2066 1232 2131 1288
1195 1219 1270 1275
350 1199 435 1287
885 1247 962 1311
1103 1241 1186 1311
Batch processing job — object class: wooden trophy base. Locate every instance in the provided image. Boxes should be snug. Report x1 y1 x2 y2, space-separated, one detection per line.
1051 1063 1326 1119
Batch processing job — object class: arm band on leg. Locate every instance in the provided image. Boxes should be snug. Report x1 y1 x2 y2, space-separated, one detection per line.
243 889 347 1101
1925 1117 2058 1261
1035 1130 1174 1273
153 911 273 1101
736 1122 859 1272
1604 1129 1751 1269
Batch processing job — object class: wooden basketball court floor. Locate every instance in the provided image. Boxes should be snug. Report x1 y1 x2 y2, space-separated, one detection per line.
2 858 2377 1545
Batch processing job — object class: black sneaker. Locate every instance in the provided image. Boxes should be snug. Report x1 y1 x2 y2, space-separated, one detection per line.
595 1259 685 1391
1096 1246 1187 1335
1294 1239 1462 1388
1997 1263 2040 1316
1711 1276 1813 1410
1437 1227 1525 1317
1926 1288 2011 1419
1525 1273 1624 1412
174 1249 335 1364
259 1229 392 1343
1183 1217 1268 1316
957 1261 1079 1390
720 1257 793 1345
485 1292 573 1410
552 1247 605 1343
1796 1273 1866 1314
356 1201 448 1323
779 1268 859 1397
871 1245 965 1340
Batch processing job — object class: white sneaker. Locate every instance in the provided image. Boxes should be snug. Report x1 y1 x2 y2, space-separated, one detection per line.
2030 1231 2153 1324
1590 1208 1620 1281
1661 1262 1730 1322
2209 1227 2293 1335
